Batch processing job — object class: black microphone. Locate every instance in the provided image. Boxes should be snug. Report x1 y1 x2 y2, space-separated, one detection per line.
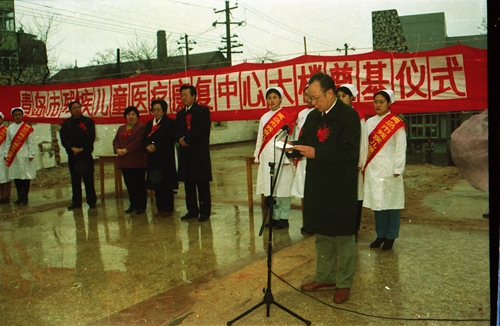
277 124 290 136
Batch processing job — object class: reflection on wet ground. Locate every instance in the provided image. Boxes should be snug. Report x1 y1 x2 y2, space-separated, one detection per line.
0 141 491 325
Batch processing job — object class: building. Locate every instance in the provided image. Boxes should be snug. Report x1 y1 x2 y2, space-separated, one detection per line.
372 10 487 161
48 31 230 84
0 0 49 85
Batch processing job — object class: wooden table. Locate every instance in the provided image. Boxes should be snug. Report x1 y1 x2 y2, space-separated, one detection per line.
98 155 123 202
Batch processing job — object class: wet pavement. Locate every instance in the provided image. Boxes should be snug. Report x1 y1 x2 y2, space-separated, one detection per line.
0 141 490 326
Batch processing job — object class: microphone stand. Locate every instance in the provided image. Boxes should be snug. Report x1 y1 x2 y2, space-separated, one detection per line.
227 126 311 326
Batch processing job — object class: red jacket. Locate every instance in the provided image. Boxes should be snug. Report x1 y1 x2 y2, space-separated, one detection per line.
112 123 147 169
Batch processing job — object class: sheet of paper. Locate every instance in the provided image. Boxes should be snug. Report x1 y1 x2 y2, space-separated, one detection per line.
275 140 293 149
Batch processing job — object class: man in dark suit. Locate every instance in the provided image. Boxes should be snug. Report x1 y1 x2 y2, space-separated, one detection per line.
176 85 212 222
60 100 97 210
289 72 360 304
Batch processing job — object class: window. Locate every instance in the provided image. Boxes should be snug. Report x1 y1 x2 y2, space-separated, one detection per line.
450 113 462 133
407 114 440 139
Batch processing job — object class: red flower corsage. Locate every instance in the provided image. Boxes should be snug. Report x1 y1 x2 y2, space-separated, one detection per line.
186 113 192 131
317 125 331 143
120 129 132 138
147 125 159 138
78 121 88 134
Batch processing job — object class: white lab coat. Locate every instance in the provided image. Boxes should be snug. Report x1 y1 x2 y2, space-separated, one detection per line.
357 112 368 200
291 107 314 198
254 108 295 197
0 126 10 183
3 123 36 180
363 112 406 210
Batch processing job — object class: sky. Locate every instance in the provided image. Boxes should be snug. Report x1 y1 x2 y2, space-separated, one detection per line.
14 0 488 72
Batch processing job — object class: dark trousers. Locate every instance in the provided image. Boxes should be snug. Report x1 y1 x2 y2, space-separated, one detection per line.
356 200 363 238
184 180 211 216
14 179 30 200
356 200 363 233
121 168 147 210
0 181 11 199
154 188 174 212
69 156 97 205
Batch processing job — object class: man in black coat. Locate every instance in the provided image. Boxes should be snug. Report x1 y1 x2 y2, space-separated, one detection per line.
289 72 360 304
175 85 212 222
60 100 97 210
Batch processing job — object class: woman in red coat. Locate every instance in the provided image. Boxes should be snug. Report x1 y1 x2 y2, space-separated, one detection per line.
113 106 148 214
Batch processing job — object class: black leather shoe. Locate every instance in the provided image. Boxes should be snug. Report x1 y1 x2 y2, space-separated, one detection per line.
198 215 210 222
265 219 280 228
0 198 9 204
370 237 386 248
124 207 135 213
275 219 289 229
88 203 96 209
67 203 82 210
181 212 198 220
14 198 22 205
22 199 28 205
382 239 395 251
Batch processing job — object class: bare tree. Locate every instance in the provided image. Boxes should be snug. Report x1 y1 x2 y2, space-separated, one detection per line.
254 50 279 63
91 48 117 65
478 17 487 34
10 13 61 85
90 32 178 73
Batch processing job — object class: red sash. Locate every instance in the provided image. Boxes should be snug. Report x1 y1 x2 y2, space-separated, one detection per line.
6 123 33 167
364 113 405 170
0 125 7 146
257 107 301 159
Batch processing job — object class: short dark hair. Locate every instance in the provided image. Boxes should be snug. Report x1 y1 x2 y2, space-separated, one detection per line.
265 88 282 98
308 72 336 93
68 100 81 110
150 99 168 113
123 106 140 119
336 86 353 97
180 85 197 97
374 90 391 103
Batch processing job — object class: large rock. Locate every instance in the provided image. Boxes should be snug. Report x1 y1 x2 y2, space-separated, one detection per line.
450 110 488 192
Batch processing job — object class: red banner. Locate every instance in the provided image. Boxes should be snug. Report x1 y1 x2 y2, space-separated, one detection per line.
0 45 487 124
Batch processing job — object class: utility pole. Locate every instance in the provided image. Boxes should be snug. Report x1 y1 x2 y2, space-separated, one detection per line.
336 43 355 55
213 0 243 65
177 34 196 69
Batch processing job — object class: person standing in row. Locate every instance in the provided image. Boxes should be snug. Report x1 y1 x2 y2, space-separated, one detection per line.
0 112 11 204
143 99 178 217
3 108 36 205
291 85 314 233
290 72 360 304
363 89 406 251
254 87 295 230
424 137 435 164
60 101 97 210
113 106 148 214
336 84 368 241
176 85 212 222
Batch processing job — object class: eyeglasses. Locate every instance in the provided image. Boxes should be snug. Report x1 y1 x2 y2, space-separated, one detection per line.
307 91 327 103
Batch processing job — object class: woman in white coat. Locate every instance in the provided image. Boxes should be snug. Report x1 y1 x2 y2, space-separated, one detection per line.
254 87 295 230
3 108 36 205
0 112 12 204
291 85 314 233
363 90 406 250
336 84 367 241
